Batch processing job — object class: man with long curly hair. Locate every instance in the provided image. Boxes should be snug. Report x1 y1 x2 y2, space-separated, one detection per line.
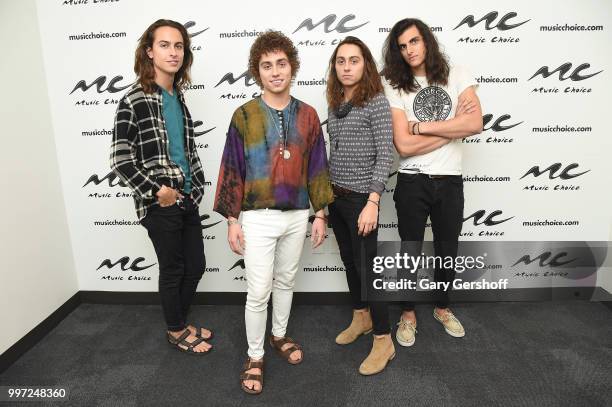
381 18 483 345
110 20 212 354
214 30 334 394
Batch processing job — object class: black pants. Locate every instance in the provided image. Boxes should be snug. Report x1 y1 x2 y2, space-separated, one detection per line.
141 196 205 332
329 192 390 335
393 173 464 310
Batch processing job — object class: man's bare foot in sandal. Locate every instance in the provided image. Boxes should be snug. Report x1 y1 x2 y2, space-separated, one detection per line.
269 336 303 364
240 357 264 394
185 324 213 340
167 328 212 354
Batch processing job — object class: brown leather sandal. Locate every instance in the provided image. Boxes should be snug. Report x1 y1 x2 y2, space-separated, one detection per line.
166 329 211 355
268 336 303 365
186 323 214 340
240 357 264 395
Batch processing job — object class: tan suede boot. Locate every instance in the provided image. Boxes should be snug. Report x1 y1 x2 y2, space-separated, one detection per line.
335 309 373 345
358 334 396 376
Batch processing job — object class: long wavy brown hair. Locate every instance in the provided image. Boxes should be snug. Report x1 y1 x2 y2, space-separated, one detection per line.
381 18 449 93
134 19 193 94
326 36 383 111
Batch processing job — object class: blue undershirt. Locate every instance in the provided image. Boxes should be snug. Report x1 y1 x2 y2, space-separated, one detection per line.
161 87 191 193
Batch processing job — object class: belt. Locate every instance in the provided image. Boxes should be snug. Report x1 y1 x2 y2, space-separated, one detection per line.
332 184 358 197
399 172 454 179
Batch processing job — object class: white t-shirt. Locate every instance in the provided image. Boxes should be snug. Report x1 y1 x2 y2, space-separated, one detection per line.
383 65 477 175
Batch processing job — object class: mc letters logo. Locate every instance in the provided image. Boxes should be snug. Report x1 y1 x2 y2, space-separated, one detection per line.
293 14 369 33
214 71 256 87
520 163 590 180
512 251 576 267
97 256 155 271
194 120 215 136
83 171 126 188
228 259 246 272
200 214 222 230
464 210 514 226
228 259 247 281
483 114 522 132
184 21 208 37
528 63 603 82
454 11 530 31
70 75 132 95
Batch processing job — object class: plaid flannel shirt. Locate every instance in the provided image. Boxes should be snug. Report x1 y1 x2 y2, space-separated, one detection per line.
110 84 206 220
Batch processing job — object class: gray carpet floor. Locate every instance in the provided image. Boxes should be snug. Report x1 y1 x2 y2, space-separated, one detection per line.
1 302 611 407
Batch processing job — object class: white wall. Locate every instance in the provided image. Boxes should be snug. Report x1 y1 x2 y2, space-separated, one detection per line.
0 0 79 355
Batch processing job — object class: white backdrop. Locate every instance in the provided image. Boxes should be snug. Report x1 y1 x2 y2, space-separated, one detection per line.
36 0 612 292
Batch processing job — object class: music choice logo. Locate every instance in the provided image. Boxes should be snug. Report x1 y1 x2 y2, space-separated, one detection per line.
200 214 221 231
413 86 452 121
454 11 530 31
193 120 215 150
214 70 261 100
529 62 603 94
228 259 245 271
454 11 529 44
483 114 523 132
461 209 513 237
82 171 134 199
228 259 247 281
70 74 132 107
215 71 256 88
199 214 220 242
293 14 368 33
513 251 576 267
184 21 208 38
293 14 368 47
83 171 133 199
184 20 207 52
83 171 125 188
512 251 576 279
62 0 120 7
521 163 589 191
464 114 522 144
383 171 398 194
97 256 155 281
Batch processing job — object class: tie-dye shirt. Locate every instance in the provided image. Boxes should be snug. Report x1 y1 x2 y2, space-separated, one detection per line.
213 96 334 219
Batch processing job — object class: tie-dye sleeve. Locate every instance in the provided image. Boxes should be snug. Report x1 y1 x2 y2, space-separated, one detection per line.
213 117 246 219
307 119 334 212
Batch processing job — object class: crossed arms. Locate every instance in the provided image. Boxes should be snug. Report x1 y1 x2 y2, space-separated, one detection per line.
392 86 483 157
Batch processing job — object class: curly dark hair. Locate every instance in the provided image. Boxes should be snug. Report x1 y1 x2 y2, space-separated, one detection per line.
248 30 300 88
326 36 383 111
134 19 193 94
381 18 449 93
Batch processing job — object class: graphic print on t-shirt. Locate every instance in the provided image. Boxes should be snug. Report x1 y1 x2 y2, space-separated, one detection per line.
413 86 452 121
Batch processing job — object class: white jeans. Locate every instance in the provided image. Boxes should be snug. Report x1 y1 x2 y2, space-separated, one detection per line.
242 209 309 359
